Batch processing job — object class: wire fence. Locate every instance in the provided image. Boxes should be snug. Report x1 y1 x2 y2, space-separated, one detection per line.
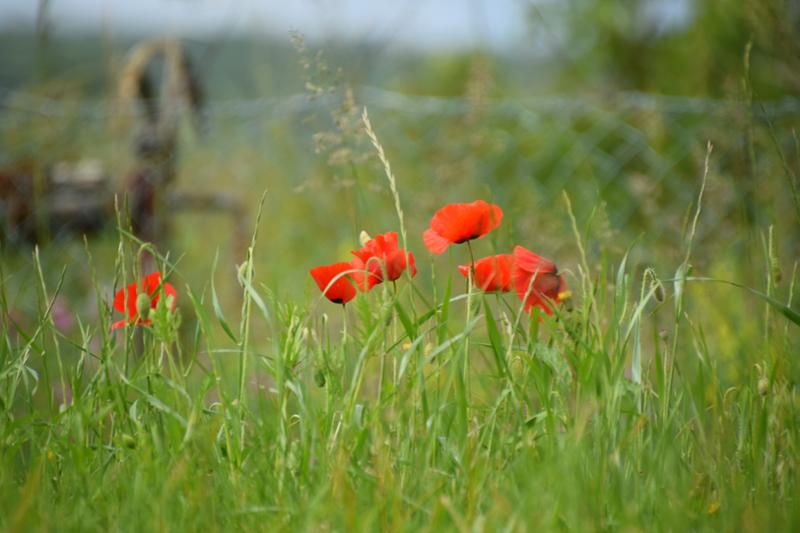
2 84 800 313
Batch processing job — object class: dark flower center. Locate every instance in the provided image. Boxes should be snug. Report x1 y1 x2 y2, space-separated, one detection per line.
455 233 481 244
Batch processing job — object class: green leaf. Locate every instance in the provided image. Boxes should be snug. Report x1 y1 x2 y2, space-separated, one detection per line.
398 331 428 381
673 262 691 317
185 285 215 347
211 251 238 343
425 316 481 366
237 264 271 324
483 299 509 379
119 374 188 428
686 277 800 328
437 276 452 345
395 299 415 339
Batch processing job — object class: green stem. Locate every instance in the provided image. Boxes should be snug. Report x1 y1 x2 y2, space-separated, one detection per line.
463 240 477 420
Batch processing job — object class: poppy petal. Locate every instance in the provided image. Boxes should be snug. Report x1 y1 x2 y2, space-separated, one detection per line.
113 285 128 314
512 248 563 315
309 263 358 304
423 229 451 254
460 254 514 292
430 203 483 243
486 204 503 233
145 273 176 310
384 231 399 249
513 265 543 302
532 300 554 316
125 283 138 318
349 257 381 291
111 272 178 330
429 203 465 237
536 273 563 300
352 231 415 284
385 249 415 281
513 245 556 274
142 272 163 295
426 201 503 250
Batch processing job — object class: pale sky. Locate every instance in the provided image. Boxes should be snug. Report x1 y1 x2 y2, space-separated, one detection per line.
0 0 534 50
0 0 693 51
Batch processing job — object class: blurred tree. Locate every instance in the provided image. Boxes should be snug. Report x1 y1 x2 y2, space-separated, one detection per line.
532 0 800 97
36 0 51 79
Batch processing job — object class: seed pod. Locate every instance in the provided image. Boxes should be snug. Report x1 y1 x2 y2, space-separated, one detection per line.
757 377 769 397
653 279 665 303
136 293 151 319
314 368 326 388
771 263 782 285
647 269 665 303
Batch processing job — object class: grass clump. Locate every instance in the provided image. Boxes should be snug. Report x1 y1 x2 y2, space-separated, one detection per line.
1 111 799 533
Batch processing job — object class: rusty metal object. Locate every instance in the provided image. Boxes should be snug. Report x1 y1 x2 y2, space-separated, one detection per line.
0 160 112 247
1 38 246 256
118 38 204 247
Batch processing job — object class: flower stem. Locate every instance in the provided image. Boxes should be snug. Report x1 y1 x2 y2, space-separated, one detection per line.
463 240 476 424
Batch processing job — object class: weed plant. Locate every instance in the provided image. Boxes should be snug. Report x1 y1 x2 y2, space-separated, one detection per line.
0 108 798 531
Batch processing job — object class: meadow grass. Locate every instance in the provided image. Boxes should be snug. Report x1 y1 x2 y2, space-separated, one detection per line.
1 107 798 533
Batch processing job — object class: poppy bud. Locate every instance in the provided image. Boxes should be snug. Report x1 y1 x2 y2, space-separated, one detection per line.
771 264 782 285
111 272 177 330
136 293 151 320
757 377 769 397
652 279 665 303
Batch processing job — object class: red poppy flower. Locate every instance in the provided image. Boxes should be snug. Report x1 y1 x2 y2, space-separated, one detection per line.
423 200 503 254
111 272 177 330
309 262 358 304
458 253 514 292
512 245 569 315
351 231 416 290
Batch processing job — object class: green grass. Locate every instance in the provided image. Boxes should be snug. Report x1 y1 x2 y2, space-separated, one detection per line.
1 113 798 532
3 15 800 529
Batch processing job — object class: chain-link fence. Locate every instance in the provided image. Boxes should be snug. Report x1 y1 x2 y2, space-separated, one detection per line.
2 84 800 321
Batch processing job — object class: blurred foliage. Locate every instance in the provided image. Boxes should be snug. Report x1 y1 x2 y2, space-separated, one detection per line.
0 5 798 530
3 0 800 99
1 0 799 379
535 0 800 97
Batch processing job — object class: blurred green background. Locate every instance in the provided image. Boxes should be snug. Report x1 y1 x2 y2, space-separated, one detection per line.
1 0 798 374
